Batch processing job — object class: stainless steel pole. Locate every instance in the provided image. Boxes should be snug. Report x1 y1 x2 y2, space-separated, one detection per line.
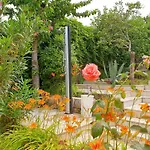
64 26 73 114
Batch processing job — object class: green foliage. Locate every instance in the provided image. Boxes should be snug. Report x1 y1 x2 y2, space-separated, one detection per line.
0 124 60 150
130 141 150 150
0 79 38 134
92 1 150 68
0 12 32 93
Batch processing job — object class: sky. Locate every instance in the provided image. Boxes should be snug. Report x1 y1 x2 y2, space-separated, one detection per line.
72 0 150 25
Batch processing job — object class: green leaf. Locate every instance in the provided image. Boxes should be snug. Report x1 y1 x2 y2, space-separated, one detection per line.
131 125 142 130
115 98 124 109
103 61 108 78
100 120 110 130
93 112 102 120
131 125 148 133
91 121 103 139
130 141 144 150
104 143 113 150
143 144 150 150
131 85 136 90
121 142 127 150
140 127 148 134
97 100 105 108
121 91 126 99
117 63 125 75
111 128 119 139
91 100 105 113
91 101 98 112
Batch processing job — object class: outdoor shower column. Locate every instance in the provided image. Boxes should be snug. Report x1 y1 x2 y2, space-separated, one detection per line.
64 26 73 114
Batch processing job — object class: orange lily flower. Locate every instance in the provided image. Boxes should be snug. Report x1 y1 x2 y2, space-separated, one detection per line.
142 138 150 146
29 122 37 129
65 124 76 133
118 124 129 134
102 112 116 122
89 139 106 150
53 94 61 101
140 103 149 111
38 99 45 105
38 89 45 95
29 98 36 104
72 115 77 122
62 115 70 122
24 104 32 110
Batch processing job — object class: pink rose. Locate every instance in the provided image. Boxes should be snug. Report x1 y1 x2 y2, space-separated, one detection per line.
142 55 149 59
82 63 101 81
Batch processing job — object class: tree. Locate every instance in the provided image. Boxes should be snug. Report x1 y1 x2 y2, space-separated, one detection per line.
4 0 97 89
92 1 150 78
0 13 32 94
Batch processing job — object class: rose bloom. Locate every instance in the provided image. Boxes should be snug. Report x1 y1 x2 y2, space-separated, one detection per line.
82 63 101 81
142 55 149 59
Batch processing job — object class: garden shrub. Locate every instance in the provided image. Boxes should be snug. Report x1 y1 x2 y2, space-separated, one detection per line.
0 79 38 134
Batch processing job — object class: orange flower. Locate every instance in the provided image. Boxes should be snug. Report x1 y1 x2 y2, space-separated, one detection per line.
53 94 61 101
60 74 64 77
29 122 37 129
145 140 150 146
38 99 45 105
142 138 150 146
89 139 106 150
16 101 24 108
103 112 116 122
29 98 36 104
38 89 45 95
24 104 32 110
118 124 129 134
107 87 114 93
17 101 24 106
64 97 70 103
42 92 50 100
58 101 65 111
140 103 149 111
119 87 125 92
51 72 55 77
42 104 49 109
65 124 76 133
72 72 77 76
58 101 64 106
62 115 70 122
146 119 150 124
125 110 135 117
72 115 77 122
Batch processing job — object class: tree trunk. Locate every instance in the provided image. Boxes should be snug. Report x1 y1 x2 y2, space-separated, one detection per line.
32 36 40 89
130 51 135 84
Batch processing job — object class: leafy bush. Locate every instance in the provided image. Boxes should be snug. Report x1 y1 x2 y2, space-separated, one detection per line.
0 79 38 134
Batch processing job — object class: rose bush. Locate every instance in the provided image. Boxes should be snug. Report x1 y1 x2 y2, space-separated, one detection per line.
82 63 101 81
